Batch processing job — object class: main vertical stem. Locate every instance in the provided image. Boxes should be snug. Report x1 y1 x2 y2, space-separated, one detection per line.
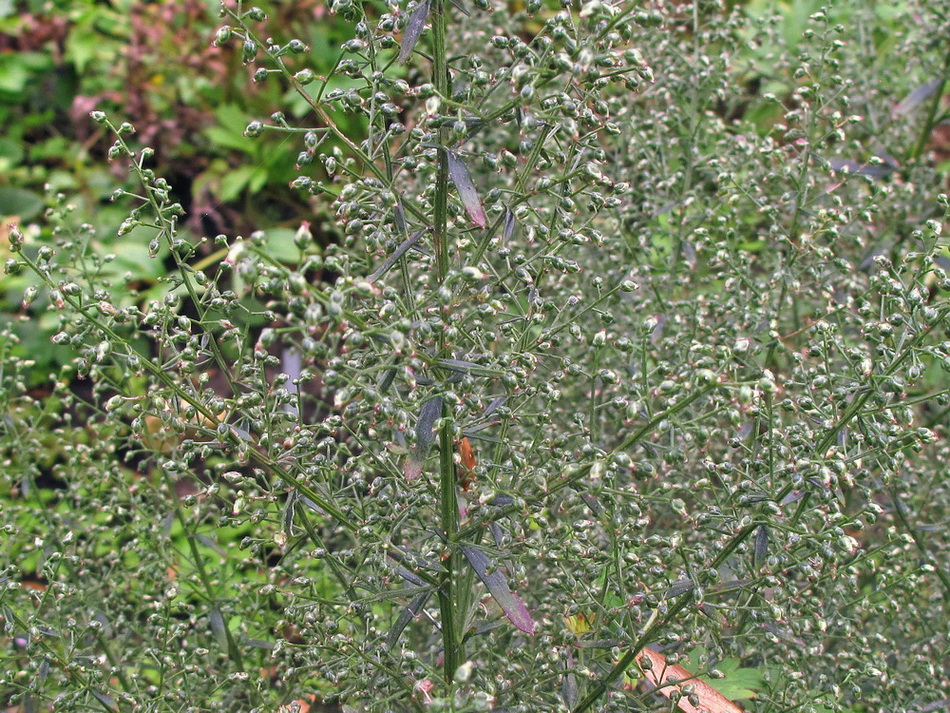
430 0 463 683
431 0 450 282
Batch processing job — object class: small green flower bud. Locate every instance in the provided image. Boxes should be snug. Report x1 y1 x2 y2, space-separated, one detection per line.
213 26 232 46
241 39 258 63
295 68 315 85
294 222 313 248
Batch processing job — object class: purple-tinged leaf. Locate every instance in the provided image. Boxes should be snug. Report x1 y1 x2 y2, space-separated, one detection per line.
754 524 768 569
486 494 514 507
405 396 442 480
895 79 941 116
90 690 117 712
387 590 432 649
394 195 408 237
562 672 579 709
447 150 487 228
197 534 226 557
683 240 696 269
503 207 516 241
298 495 327 516
369 229 425 282
580 492 602 516
780 489 805 506
395 566 426 587
827 157 896 178
209 606 227 647
763 621 805 647
483 396 507 417
488 522 506 547
437 358 497 378
399 0 431 64
283 490 297 538
461 545 535 634
663 579 695 598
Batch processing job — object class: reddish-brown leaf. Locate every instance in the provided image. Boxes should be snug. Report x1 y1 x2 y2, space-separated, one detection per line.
458 436 477 490
636 648 744 713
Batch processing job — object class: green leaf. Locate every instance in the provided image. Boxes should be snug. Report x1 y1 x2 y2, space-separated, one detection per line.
205 125 256 155
0 52 52 94
0 137 23 172
685 650 765 700
218 165 256 202
710 658 765 700
259 228 300 263
0 188 44 220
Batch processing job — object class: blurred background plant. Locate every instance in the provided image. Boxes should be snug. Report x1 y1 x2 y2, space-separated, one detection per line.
0 0 364 379
1 0 949 712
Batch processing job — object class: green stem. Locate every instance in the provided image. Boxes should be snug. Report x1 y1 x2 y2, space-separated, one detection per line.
431 0 450 283
430 0 464 682
909 43 950 162
570 593 693 713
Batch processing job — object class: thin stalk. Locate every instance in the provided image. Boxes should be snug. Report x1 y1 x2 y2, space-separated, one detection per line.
571 523 757 713
570 592 694 713
456 382 720 541
14 243 359 535
888 487 950 603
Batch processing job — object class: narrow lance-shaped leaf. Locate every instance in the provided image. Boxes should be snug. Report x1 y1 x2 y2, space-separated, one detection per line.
209 606 227 648
827 157 896 178
279 489 298 547
562 672 579 709
369 229 425 282
562 650 579 709
404 396 442 481
90 690 118 712
399 0 431 64
753 524 768 569
393 195 408 238
447 150 487 228
461 545 535 634
386 590 432 650
894 78 941 116
503 207 516 241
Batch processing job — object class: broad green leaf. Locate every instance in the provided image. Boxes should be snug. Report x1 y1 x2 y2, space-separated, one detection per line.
0 188 44 221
